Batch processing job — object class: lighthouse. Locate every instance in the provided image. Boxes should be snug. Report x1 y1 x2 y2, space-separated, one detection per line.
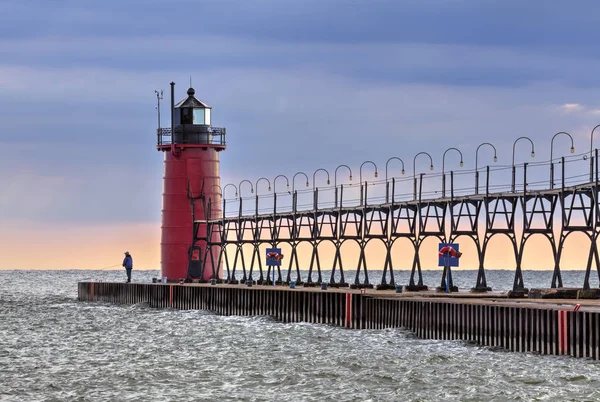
157 83 226 281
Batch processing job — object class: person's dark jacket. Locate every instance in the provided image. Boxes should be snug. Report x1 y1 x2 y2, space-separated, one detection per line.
123 255 133 269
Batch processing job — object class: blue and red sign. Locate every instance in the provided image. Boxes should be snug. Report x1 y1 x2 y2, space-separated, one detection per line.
438 243 460 267
266 248 283 266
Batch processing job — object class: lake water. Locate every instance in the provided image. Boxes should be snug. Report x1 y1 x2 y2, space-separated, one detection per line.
1 270 599 401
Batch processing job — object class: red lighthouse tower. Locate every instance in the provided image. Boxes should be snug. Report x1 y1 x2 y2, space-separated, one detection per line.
157 83 226 281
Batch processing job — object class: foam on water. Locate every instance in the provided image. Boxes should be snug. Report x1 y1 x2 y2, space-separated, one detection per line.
0 270 599 401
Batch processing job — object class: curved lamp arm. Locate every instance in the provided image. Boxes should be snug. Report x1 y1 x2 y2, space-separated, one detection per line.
550 131 575 162
238 180 254 198
223 183 238 199
475 143 498 171
412 152 434 182
334 164 353 187
312 168 331 188
385 157 405 181
292 171 309 192
359 160 378 184
207 184 223 197
442 147 464 174
590 125 600 158
255 177 272 194
273 174 290 194
512 137 535 167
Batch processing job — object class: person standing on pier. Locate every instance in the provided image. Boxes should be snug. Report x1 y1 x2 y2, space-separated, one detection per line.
122 251 133 283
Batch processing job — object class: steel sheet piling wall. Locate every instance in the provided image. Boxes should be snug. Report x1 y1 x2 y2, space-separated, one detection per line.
78 282 600 360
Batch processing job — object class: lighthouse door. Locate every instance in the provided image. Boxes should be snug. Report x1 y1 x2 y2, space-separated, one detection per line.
187 245 203 279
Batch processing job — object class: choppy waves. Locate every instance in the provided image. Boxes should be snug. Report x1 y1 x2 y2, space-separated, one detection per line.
0 270 599 401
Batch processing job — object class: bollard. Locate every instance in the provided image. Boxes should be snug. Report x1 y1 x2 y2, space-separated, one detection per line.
395 285 403 293
161 277 167 284
179 279 184 285
360 288 367 295
210 278 217 286
321 283 327 290
246 280 253 287
290 281 296 289
152 278 157 283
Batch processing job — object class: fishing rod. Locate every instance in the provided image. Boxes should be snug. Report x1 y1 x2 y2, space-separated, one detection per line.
96 264 122 270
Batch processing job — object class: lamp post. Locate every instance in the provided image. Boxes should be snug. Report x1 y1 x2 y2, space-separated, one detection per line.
207 184 223 196
255 177 272 193
412 152 434 200
273 174 290 194
550 132 575 189
223 183 238 199
442 148 463 198
385 157 405 203
272 175 289 215
589 125 600 181
222 183 238 219
292 172 309 193
511 137 535 193
292 172 309 213
312 168 331 188
239 179 254 198
359 160 378 206
334 164 353 208
475 143 497 195
206 185 222 219
254 177 271 215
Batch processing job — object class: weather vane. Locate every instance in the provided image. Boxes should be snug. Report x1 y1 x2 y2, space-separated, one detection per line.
155 89 164 129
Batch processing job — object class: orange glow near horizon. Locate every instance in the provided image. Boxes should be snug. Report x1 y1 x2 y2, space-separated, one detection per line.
0 221 593 272
0 221 161 270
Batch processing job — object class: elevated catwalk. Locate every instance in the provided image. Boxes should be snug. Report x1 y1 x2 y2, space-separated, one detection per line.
78 282 600 360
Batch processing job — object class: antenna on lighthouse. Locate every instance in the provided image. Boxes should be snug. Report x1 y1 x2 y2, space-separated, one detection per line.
154 89 164 129
189 76 192 88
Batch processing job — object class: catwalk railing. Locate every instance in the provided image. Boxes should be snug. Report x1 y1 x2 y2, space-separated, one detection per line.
191 148 600 292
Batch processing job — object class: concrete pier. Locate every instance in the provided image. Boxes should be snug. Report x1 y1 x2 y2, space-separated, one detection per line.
78 282 600 360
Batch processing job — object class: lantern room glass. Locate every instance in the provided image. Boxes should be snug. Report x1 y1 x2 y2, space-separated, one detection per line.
193 108 205 125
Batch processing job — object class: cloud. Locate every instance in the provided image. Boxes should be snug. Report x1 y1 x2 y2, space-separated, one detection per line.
2 34 600 89
1 62 599 228
561 103 584 112
558 103 600 117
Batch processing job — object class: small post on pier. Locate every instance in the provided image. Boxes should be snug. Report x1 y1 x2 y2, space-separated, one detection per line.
334 186 338 208
594 148 598 185
591 151 594 182
486 166 490 196
523 163 528 194
511 165 516 193
293 190 297 214
442 173 446 198
385 181 390 203
561 157 565 190
550 159 555 189
360 182 364 206
413 176 417 200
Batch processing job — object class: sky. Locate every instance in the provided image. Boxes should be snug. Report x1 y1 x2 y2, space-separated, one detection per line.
1 0 600 272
